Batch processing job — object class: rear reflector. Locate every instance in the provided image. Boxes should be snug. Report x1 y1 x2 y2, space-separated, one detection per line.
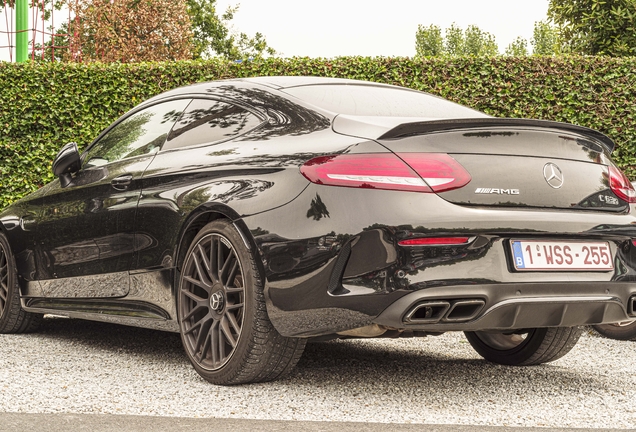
609 165 636 203
300 153 471 193
399 237 471 246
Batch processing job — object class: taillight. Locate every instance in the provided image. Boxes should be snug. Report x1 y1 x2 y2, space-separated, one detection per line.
608 164 636 203
300 153 471 193
399 237 471 246
398 153 471 192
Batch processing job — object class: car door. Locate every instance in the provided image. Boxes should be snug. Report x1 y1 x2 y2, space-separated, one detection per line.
133 98 266 271
34 99 190 298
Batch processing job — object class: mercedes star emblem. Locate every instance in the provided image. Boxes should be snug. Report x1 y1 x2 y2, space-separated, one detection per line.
543 163 564 189
210 291 225 312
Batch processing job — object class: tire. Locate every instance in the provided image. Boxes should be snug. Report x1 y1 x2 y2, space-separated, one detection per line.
592 321 636 341
0 233 42 333
177 220 306 385
464 327 582 366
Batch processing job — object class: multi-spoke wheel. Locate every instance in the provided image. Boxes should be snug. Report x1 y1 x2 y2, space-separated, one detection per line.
464 327 582 366
178 220 306 385
0 233 42 333
593 321 636 341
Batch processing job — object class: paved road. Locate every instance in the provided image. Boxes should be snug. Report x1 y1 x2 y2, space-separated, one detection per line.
0 413 631 432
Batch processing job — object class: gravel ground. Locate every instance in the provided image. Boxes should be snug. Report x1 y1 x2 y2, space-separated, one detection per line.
0 316 634 428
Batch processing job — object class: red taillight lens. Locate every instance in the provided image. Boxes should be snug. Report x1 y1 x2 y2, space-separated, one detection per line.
300 153 471 193
399 237 471 246
609 165 636 203
398 153 472 192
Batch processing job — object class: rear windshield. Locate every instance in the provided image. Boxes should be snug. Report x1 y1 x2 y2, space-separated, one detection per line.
281 84 486 118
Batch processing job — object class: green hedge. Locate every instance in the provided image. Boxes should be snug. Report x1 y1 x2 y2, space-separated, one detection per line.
2 56 636 208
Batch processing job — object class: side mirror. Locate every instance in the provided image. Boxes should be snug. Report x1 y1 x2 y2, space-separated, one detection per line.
52 142 81 187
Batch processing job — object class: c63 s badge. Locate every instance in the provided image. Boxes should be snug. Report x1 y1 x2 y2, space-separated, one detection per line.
475 188 520 195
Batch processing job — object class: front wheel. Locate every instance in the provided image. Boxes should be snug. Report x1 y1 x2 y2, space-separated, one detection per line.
464 327 582 366
177 220 306 385
592 321 636 341
0 233 42 333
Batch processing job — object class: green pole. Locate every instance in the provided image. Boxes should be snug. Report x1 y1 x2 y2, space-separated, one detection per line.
16 0 28 62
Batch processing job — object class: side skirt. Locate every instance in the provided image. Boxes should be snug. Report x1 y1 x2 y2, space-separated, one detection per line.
21 298 179 332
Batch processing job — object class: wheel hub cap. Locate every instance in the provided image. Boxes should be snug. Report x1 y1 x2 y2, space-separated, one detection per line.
210 291 225 312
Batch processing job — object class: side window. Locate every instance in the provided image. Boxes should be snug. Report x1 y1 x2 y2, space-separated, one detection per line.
163 99 263 151
83 99 190 168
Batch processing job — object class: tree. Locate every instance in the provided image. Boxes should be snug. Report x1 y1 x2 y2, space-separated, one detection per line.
33 0 274 62
444 23 465 56
186 0 275 60
464 25 498 56
414 24 443 57
548 0 636 56
68 0 192 62
531 20 561 55
415 23 499 57
505 36 528 56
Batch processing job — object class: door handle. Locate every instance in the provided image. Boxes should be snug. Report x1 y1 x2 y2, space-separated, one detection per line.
111 174 133 190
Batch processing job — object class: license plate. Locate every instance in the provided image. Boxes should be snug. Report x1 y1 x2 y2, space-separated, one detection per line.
510 240 614 271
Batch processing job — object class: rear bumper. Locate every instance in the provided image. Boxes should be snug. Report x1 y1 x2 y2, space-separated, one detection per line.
373 282 636 332
242 184 636 337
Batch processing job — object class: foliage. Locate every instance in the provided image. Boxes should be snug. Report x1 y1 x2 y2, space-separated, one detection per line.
415 23 498 57
67 0 192 62
444 24 466 56
15 0 274 61
187 0 275 60
505 37 528 56
548 0 636 56
463 25 498 56
415 24 443 57
2 57 636 208
531 20 562 56
415 20 567 58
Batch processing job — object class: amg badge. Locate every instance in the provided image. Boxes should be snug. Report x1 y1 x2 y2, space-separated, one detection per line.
475 188 520 195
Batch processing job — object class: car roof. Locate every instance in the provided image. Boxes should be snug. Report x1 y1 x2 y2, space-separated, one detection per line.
153 76 397 98
234 76 395 89
141 76 403 110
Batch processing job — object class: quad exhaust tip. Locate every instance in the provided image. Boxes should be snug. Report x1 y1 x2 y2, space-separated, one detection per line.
404 299 485 324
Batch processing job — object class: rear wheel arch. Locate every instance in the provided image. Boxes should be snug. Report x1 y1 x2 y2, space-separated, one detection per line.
174 205 263 289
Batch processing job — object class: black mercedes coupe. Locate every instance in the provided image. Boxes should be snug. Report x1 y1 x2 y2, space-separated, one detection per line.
1 76 635 384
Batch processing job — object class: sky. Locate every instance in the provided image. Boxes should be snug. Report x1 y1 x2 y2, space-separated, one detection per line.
0 0 551 60
216 0 551 57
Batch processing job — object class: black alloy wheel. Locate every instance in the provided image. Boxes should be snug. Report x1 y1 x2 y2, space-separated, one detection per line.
0 233 42 333
592 321 636 341
178 220 306 385
464 327 582 366
180 229 245 371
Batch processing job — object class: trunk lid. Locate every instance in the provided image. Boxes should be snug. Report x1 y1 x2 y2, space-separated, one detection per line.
376 124 626 212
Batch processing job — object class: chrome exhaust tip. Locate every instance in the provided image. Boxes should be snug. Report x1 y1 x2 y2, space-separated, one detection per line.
443 299 486 322
403 301 450 324
403 298 485 324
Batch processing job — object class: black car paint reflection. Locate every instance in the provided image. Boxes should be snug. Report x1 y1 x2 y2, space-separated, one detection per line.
1 76 636 341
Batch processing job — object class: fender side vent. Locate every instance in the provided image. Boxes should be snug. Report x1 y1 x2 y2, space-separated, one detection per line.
629 296 636 317
327 241 352 295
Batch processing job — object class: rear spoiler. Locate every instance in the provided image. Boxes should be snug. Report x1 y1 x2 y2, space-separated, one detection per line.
378 118 615 153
